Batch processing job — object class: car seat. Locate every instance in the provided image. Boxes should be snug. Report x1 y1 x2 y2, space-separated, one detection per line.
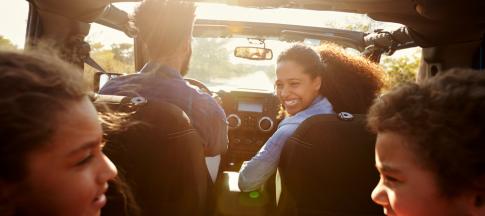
95 94 212 216
278 113 383 216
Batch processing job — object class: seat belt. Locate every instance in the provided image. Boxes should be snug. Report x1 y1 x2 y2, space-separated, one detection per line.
85 55 107 73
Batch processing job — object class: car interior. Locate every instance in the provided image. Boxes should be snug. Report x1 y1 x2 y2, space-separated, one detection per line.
19 0 485 215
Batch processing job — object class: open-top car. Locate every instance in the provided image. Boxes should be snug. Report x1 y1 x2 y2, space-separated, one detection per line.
7 0 485 215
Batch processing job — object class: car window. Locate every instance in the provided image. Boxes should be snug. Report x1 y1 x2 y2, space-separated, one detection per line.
84 22 135 88
187 37 364 91
0 0 28 50
81 2 419 91
381 47 422 89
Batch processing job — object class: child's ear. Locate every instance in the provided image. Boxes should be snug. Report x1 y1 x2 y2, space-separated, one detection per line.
472 177 485 215
462 190 485 216
475 194 483 207
183 38 191 53
0 181 17 214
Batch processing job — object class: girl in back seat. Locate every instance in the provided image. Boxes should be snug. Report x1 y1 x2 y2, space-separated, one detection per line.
0 51 118 216
238 44 385 192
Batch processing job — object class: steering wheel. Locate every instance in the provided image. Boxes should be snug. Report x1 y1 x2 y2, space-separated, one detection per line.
185 78 223 106
185 78 212 95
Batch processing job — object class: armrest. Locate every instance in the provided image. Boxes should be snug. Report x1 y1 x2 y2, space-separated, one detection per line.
214 171 275 216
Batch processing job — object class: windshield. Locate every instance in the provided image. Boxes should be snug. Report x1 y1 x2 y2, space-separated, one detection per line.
185 3 402 91
187 37 279 91
187 37 353 91
86 2 408 91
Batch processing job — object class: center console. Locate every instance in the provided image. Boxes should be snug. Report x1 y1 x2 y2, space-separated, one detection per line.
218 89 280 171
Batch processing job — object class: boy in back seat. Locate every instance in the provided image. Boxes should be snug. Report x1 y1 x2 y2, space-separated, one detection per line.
368 68 485 216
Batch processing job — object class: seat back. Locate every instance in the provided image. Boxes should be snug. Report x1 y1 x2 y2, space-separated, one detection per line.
278 113 382 216
96 95 211 216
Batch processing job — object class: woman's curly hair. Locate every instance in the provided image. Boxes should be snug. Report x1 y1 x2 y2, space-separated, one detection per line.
367 68 485 197
318 43 386 114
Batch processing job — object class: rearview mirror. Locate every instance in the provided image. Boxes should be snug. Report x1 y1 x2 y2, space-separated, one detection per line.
234 47 273 60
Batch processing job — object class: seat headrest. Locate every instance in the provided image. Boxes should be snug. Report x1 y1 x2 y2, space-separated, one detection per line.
93 94 147 113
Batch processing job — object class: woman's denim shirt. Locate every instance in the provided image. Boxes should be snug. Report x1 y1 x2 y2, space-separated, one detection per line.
238 96 334 192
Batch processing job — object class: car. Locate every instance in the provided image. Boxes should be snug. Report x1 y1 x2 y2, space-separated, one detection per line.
10 0 485 215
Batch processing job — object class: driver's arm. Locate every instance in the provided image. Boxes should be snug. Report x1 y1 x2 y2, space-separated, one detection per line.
205 106 229 156
191 93 229 156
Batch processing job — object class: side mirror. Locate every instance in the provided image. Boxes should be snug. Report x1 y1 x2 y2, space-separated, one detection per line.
234 46 273 60
94 71 124 92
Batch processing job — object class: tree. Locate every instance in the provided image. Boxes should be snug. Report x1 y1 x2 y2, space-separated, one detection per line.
0 35 18 50
337 16 422 88
111 43 134 64
381 49 421 88
84 42 135 89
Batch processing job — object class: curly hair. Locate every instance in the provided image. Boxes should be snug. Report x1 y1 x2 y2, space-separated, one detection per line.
134 0 196 59
0 51 89 182
367 68 485 197
318 43 385 114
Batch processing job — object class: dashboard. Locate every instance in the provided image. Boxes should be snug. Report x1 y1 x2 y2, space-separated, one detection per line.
218 89 281 171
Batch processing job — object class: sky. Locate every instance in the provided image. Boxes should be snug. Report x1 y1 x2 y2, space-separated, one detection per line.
0 0 405 49
1 0 418 91
1 0 29 47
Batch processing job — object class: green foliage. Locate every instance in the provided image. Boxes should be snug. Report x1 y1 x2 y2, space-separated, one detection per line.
84 42 134 74
111 43 134 64
381 48 421 88
84 42 135 89
0 35 18 50
83 38 420 91
339 17 421 88
343 14 372 32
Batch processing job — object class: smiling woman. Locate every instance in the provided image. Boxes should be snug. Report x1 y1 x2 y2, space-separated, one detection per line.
0 51 117 216
238 44 333 192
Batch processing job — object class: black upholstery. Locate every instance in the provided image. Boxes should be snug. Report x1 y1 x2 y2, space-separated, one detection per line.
96 95 211 216
278 114 383 216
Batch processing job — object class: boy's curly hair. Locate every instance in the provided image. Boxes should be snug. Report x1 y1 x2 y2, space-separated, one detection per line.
367 68 485 197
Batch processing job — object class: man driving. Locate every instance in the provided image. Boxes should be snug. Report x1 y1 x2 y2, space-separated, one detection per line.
99 0 228 157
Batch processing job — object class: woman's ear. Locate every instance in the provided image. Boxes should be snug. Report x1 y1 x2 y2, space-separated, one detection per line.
312 76 322 91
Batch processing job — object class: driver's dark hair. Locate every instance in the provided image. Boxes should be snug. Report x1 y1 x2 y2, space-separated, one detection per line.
134 0 196 59
367 68 485 198
0 50 88 182
318 43 385 114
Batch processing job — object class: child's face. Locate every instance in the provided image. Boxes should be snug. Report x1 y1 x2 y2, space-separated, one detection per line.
275 60 321 116
16 97 117 216
371 132 470 216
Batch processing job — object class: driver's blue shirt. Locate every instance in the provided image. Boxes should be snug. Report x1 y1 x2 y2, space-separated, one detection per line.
99 62 228 156
238 96 334 192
